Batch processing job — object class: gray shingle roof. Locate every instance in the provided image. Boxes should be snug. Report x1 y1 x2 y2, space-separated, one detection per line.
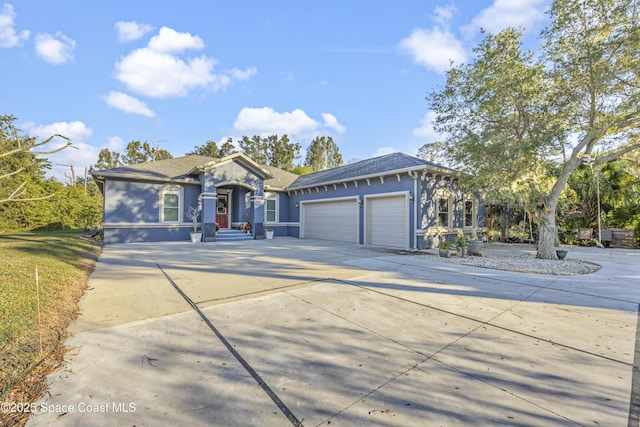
91 152 455 190
261 165 299 190
92 155 210 182
92 154 295 188
288 152 454 190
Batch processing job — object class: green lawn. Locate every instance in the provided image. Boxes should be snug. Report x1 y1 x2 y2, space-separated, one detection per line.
0 230 101 400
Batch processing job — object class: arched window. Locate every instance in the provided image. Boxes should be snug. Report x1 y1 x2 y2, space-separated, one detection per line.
161 185 181 222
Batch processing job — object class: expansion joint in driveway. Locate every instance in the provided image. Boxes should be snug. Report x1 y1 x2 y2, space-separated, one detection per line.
156 263 304 427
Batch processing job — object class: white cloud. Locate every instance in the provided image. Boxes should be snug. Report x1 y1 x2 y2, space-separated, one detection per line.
115 21 154 43
106 136 124 152
233 107 320 137
464 0 548 34
0 3 29 47
34 32 75 64
104 91 156 117
226 66 258 81
433 5 457 26
209 66 258 91
412 111 442 140
232 107 347 141
115 48 216 98
114 26 256 98
398 27 467 73
24 120 93 144
398 4 468 73
148 26 204 53
321 113 346 134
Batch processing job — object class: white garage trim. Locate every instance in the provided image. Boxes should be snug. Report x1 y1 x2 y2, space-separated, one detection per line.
364 191 410 250
300 196 359 243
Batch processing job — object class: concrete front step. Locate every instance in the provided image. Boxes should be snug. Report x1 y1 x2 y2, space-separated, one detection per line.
216 229 254 242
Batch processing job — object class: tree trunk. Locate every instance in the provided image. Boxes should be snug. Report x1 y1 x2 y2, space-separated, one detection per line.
537 210 557 259
536 154 582 259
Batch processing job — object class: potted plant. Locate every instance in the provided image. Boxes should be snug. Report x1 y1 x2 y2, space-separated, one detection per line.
185 206 202 243
467 239 482 256
264 228 274 239
456 229 468 257
465 229 482 256
242 221 252 234
438 241 452 257
556 248 568 259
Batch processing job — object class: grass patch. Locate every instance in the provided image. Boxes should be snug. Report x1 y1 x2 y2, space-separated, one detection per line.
0 230 101 426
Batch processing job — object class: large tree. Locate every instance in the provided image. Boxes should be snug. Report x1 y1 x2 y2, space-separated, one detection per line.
429 0 640 259
238 135 268 164
122 140 172 164
266 134 301 171
239 134 301 171
95 148 121 169
304 136 343 171
189 138 236 158
416 141 450 165
95 140 173 169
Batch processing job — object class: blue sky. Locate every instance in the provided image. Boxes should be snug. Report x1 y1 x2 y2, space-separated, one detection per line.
2 0 550 181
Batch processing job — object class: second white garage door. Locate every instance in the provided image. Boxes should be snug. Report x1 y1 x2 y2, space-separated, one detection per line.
301 198 358 243
365 194 408 249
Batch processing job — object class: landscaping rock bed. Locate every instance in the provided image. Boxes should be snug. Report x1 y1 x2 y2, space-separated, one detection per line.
420 252 601 275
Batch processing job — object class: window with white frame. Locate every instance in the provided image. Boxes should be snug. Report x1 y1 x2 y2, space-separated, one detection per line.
161 185 181 222
464 198 476 228
265 193 278 223
436 191 452 228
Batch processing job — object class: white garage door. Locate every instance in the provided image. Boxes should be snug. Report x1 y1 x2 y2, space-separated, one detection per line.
302 199 358 243
366 195 408 249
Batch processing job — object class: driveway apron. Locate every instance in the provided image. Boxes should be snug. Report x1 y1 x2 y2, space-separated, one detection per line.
27 239 640 426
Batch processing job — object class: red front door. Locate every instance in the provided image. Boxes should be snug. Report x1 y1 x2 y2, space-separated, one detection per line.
215 194 229 229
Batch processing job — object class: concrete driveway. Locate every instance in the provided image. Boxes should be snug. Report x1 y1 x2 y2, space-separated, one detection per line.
28 239 639 426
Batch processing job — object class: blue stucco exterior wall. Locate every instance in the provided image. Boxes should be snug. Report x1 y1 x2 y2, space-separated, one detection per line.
103 180 159 223
102 179 201 244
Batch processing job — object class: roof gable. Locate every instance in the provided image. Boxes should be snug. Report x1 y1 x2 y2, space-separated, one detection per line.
186 152 274 179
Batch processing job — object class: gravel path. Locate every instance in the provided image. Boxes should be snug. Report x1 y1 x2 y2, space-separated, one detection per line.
418 245 602 275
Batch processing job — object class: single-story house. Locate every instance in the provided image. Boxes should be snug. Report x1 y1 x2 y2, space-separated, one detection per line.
91 152 485 249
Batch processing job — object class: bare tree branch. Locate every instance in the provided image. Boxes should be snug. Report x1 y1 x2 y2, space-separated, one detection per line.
0 134 72 158
0 181 27 202
0 192 56 203
0 167 25 180
1 130 72 203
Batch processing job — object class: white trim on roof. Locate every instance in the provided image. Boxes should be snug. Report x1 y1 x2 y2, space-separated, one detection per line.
287 165 456 192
